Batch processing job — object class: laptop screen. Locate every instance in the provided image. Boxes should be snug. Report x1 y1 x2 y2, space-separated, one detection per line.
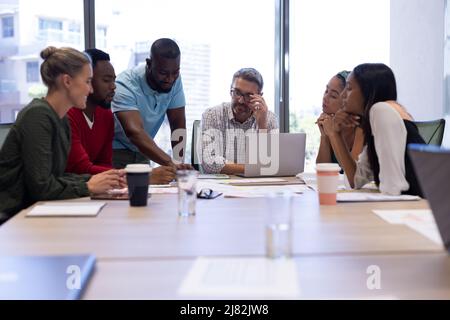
408 144 450 251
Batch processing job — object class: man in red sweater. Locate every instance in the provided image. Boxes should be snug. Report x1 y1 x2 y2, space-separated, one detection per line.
66 49 175 183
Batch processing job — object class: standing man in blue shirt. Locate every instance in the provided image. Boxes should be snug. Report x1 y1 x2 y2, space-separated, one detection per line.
112 38 190 169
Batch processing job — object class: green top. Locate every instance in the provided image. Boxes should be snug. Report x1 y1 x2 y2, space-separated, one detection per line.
0 98 90 218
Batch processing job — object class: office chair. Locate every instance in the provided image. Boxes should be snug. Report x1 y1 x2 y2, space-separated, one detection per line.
0 123 13 149
414 119 446 146
191 120 201 171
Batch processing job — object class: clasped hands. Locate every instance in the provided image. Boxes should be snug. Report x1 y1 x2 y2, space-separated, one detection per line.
316 109 361 137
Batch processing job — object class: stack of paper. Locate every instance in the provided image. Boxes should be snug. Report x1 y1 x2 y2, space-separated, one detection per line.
26 202 106 217
178 257 301 299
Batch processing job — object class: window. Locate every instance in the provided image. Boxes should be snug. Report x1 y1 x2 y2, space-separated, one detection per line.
0 0 84 124
2 16 14 38
96 26 107 49
38 18 63 31
289 0 390 170
68 22 81 45
96 0 275 163
38 18 63 42
445 0 450 116
68 22 80 33
26 62 39 83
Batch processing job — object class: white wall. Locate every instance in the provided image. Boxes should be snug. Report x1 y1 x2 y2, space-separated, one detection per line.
390 0 445 121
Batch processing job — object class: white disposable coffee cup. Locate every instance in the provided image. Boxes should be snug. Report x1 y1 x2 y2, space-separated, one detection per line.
316 163 341 205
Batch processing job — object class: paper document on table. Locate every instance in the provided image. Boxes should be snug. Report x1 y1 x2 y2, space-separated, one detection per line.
223 185 308 198
196 181 307 198
149 186 178 194
405 220 443 245
337 192 420 202
27 202 106 217
218 178 300 186
178 257 300 299
373 209 433 224
298 172 347 191
224 178 287 183
373 209 443 245
198 174 230 179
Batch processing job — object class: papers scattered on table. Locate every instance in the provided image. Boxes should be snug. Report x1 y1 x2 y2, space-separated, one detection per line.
149 186 178 194
198 174 230 179
337 192 421 202
26 202 106 217
297 172 347 191
178 257 300 299
373 209 433 224
149 183 174 188
196 181 307 198
405 220 443 245
373 209 443 245
225 178 300 187
223 178 287 184
223 185 308 198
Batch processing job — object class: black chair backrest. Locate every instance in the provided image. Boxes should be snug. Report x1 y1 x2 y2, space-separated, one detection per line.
0 123 13 149
414 119 445 146
191 120 201 171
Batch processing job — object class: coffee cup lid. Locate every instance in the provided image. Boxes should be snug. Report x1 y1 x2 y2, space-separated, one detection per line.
125 164 152 173
316 163 341 172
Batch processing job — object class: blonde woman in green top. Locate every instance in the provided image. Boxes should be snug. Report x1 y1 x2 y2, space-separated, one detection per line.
0 46 126 223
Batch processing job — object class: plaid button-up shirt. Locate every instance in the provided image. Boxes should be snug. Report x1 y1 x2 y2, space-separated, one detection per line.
200 102 278 173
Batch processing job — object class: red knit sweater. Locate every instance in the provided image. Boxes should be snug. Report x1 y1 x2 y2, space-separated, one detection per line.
66 107 114 175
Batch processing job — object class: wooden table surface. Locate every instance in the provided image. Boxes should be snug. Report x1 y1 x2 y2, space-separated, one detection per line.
0 191 441 259
83 252 450 300
0 183 447 299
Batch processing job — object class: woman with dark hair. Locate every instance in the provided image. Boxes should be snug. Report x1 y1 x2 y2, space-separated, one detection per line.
0 46 126 223
316 70 364 164
321 63 424 196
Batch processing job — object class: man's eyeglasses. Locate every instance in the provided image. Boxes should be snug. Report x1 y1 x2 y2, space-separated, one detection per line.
230 88 254 102
197 188 222 199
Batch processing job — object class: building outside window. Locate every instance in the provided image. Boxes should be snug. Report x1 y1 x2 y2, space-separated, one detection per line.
0 0 84 124
95 0 275 163
96 26 107 49
289 0 389 170
2 16 14 38
38 18 64 42
68 21 81 44
26 61 39 83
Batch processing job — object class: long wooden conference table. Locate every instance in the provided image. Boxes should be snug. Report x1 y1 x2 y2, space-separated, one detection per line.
0 180 448 299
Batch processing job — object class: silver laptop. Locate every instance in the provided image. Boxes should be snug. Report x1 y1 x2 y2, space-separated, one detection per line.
238 133 306 177
0 254 96 299
408 144 450 252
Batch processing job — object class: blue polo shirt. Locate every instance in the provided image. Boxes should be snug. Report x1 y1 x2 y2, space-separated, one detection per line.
111 64 186 151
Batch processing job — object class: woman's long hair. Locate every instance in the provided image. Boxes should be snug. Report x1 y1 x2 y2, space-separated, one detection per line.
352 63 397 185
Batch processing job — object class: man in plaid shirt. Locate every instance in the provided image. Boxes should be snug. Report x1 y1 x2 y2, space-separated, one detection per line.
201 68 278 174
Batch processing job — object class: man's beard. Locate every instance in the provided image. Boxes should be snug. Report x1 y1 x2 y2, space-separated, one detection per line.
232 101 251 115
148 70 173 93
98 100 111 109
153 80 172 93
88 96 111 109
